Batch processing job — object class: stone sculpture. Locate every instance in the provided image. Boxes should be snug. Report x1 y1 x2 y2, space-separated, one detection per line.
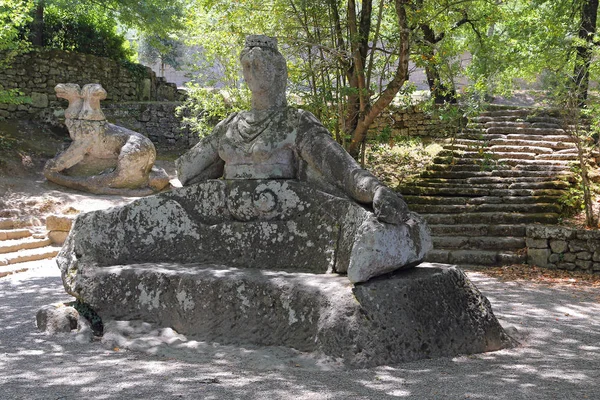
55 35 513 367
43 83 170 195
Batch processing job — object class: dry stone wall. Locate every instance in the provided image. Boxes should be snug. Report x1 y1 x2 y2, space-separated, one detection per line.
102 103 193 148
0 49 179 120
370 105 455 140
526 225 600 272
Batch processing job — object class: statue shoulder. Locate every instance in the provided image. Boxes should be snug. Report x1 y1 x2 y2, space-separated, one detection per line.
295 108 323 126
213 112 240 134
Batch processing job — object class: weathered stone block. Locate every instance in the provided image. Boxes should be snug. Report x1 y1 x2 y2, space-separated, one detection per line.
30 92 48 108
526 225 575 240
557 262 577 270
548 253 561 263
563 252 577 262
46 214 74 232
569 240 588 252
549 239 568 254
593 251 600 262
36 304 79 334
527 248 550 267
575 260 592 270
587 239 600 252
526 238 548 248
576 251 592 260
48 230 69 245
72 262 513 368
593 263 600 271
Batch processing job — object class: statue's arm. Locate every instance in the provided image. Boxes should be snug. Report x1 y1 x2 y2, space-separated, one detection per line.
45 140 90 172
176 118 230 185
296 111 408 224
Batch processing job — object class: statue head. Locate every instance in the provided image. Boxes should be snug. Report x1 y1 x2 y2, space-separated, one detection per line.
79 84 107 121
55 83 83 120
240 35 287 110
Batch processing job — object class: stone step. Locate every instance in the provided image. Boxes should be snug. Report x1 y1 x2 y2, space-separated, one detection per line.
415 176 566 185
400 186 567 197
505 134 577 143
488 139 576 150
479 109 531 118
0 245 60 266
432 236 526 251
0 209 21 218
404 195 562 206
411 202 561 214
0 228 33 241
501 159 571 167
438 150 538 160
421 212 559 225
487 127 566 135
425 249 526 266
485 121 530 129
427 163 570 172
526 116 562 125
485 121 562 129
445 137 576 150
454 132 504 140
0 237 52 254
535 153 579 161
0 264 30 278
0 216 42 230
428 224 526 237
404 180 569 190
420 170 571 179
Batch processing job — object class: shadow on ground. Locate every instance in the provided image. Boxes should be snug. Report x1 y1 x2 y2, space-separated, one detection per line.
0 265 598 399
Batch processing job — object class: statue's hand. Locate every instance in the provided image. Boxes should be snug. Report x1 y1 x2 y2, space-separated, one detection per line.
373 186 408 224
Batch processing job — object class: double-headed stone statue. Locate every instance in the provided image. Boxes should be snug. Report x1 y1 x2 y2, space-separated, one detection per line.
44 83 169 195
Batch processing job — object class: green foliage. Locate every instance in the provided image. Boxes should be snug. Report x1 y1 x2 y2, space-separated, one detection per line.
177 84 251 139
365 137 442 189
0 0 32 55
0 0 33 103
0 89 31 105
138 33 185 73
40 4 135 61
46 0 188 38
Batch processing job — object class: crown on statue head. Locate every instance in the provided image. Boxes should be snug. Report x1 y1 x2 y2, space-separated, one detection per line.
245 35 278 51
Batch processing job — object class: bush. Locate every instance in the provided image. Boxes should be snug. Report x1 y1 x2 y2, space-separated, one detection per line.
40 5 134 61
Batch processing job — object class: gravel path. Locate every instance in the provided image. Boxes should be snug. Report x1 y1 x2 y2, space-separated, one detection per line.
1 262 599 400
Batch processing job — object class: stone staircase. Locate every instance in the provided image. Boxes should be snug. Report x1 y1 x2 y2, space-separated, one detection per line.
400 108 578 266
0 210 61 278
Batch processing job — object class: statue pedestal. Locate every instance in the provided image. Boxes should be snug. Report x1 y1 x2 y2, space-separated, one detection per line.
72 262 513 368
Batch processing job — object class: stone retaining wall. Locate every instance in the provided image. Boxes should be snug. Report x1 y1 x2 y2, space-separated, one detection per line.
102 103 193 148
0 48 179 120
370 105 457 139
526 225 600 272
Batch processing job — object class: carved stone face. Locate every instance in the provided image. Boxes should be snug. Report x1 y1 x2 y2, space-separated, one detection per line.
241 47 276 94
55 83 81 100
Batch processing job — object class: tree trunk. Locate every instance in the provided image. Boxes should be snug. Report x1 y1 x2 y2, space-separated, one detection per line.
573 0 598 107
344 0 372 145
424 57 457 104
30 0 45 47
347 0 410 157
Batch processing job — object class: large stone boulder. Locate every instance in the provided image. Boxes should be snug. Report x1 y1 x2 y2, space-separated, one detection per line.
58 261 513 368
